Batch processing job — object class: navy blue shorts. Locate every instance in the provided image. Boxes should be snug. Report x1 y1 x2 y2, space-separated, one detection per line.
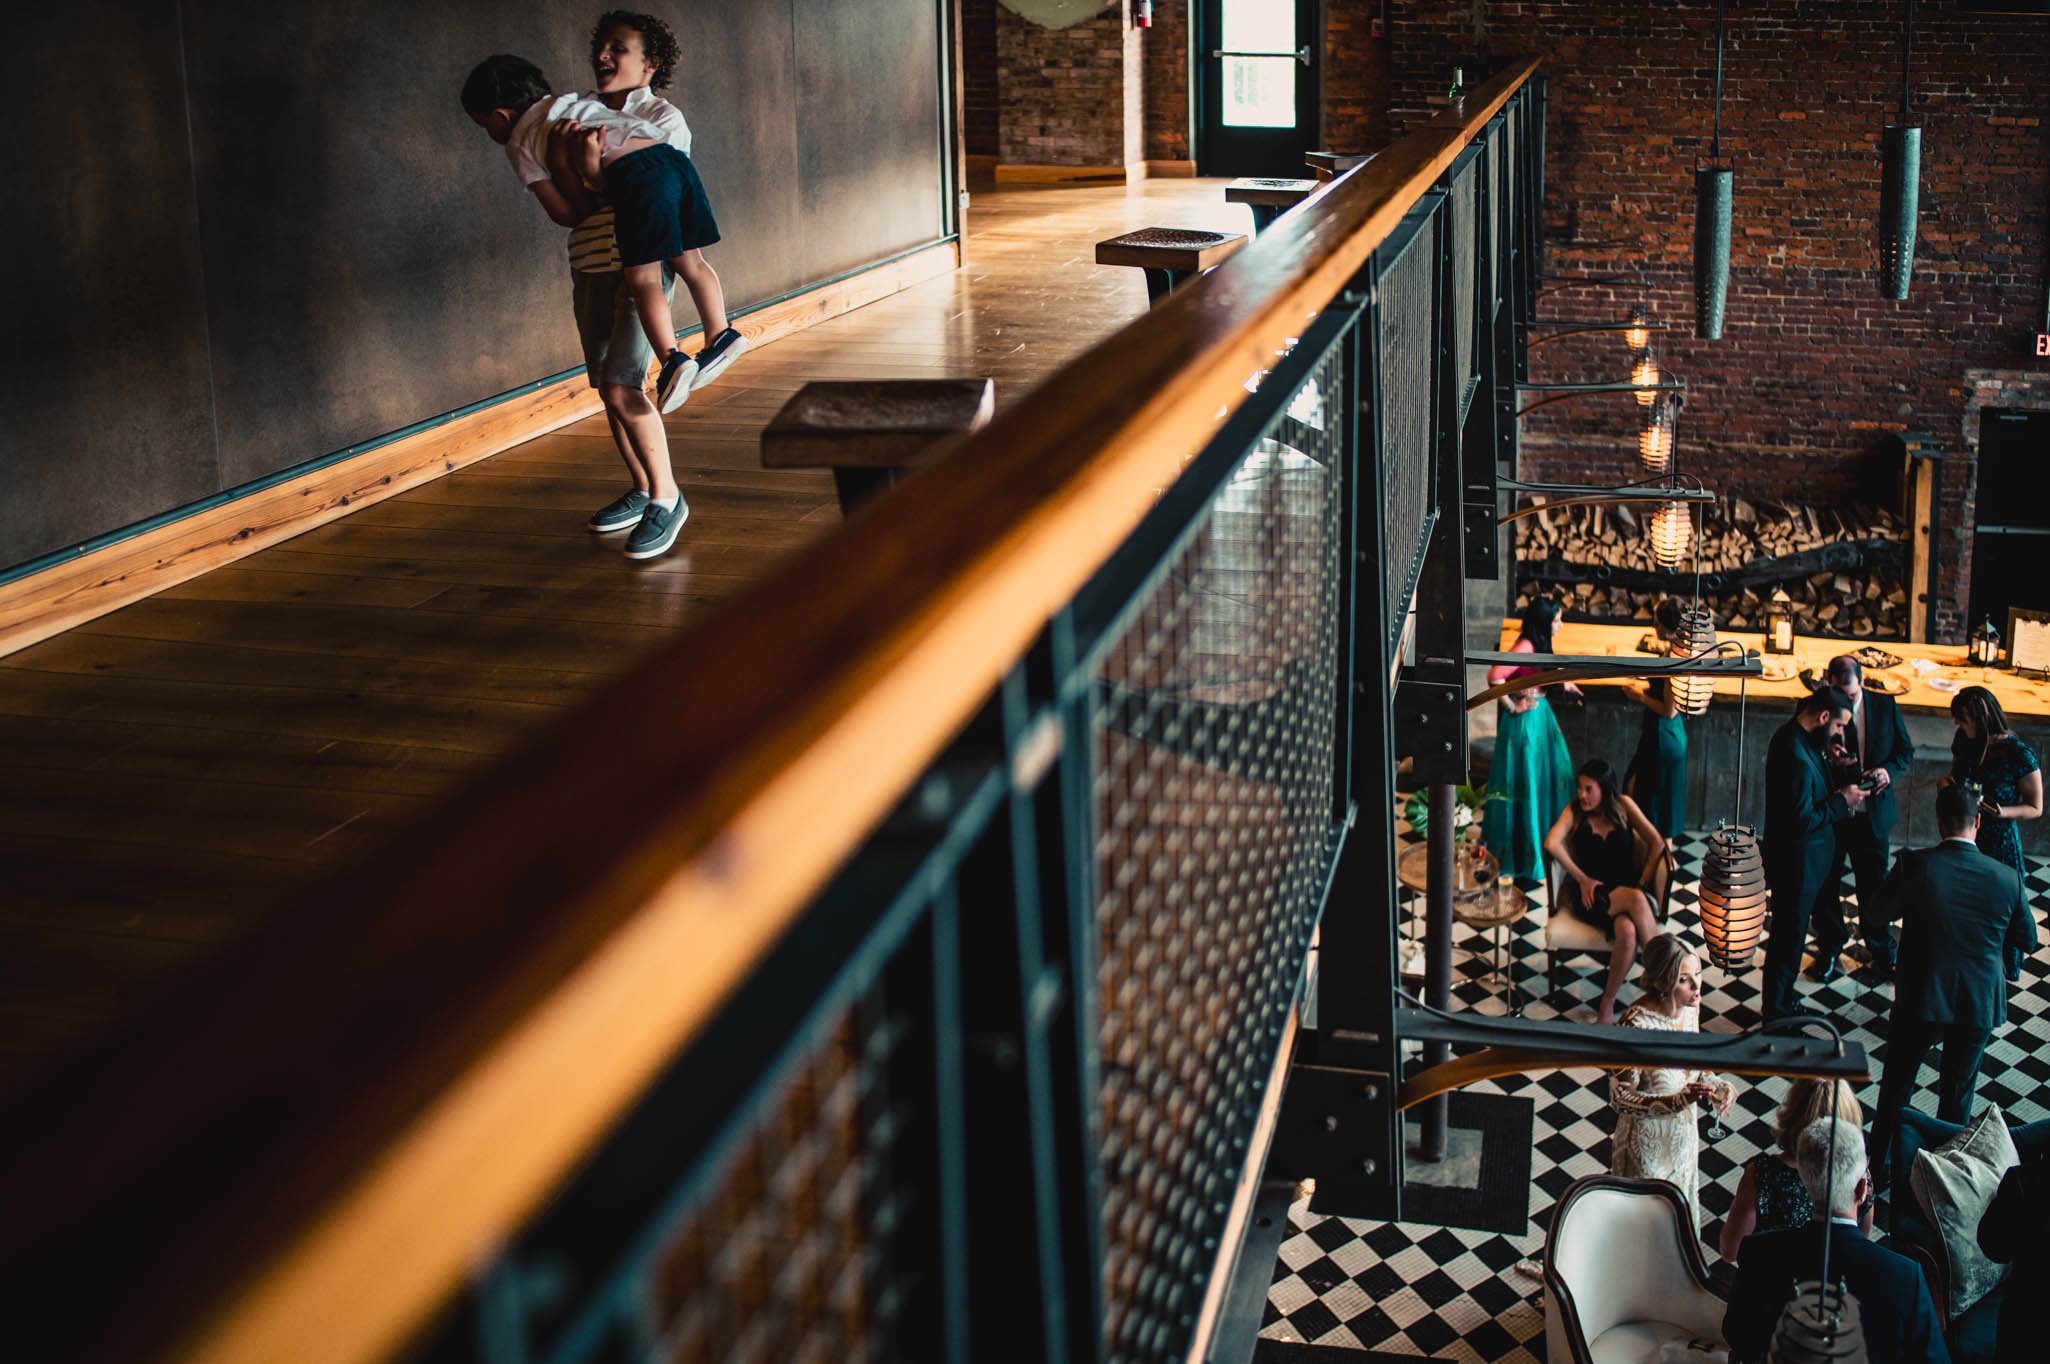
602 144 721 267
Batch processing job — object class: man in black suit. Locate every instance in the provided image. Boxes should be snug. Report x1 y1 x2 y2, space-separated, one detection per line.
1762 686 1867 1022
1809 655 1916 986
1725 1117 1949 1364
1868 782 2037 1182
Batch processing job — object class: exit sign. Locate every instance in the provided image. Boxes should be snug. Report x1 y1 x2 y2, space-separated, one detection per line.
2038 333 2050 358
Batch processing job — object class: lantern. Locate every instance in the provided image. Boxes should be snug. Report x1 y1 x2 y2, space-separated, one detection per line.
1969 617 2002 668
1638 396 1676 475
1631 353 1661 405
1649 500 1693 568
1698 823 1767 970
1671 606 1718 716
1764 587 1796 655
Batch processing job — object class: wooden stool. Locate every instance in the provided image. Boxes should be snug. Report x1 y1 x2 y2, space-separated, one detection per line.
1224 177 1318 235
761 378 995 514
1094 227 1246 305
1303 151 1372 183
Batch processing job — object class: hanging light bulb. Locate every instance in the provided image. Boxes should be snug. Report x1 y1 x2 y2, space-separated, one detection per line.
1624 307 1652 353
1639 396 1677 474
1632 352 1661 405
1769 1282 1868 1363
1698 823 1767 970
1649 500 1693 567
1671 606 1718 716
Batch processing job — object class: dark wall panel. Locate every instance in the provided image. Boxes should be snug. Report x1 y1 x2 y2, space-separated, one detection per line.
0 3 220 561
794 0 947 281
3 0 949 569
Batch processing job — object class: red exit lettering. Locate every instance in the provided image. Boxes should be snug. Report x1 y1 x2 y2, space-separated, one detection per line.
2038 332 2050 357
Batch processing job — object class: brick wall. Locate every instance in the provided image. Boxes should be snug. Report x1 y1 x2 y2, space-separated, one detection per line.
997 2 1134 166
1391 2 2050 642
964 0 999 158
1325 0 1392 153
1142 0 1190 162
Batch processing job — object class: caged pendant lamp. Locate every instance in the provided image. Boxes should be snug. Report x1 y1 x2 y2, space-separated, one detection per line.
1639 394 1678 474
1695 0 1734 338
1649 499 1694 568
1670 606 1718 716
1770 1282 1869 1363
1699 823 1767 969
1624 306 1653 352
1632 352 1663 405
1879 0 1921 299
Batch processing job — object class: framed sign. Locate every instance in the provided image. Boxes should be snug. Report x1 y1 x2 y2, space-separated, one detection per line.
2009 606 2050 679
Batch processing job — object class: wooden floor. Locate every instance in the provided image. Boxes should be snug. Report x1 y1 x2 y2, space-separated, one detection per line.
0 179 1256 1104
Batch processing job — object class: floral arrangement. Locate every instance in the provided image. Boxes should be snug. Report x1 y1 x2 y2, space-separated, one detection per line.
1400 783 1501 841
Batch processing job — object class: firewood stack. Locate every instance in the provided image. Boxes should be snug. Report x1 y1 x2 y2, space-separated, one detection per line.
1513 497 1910 639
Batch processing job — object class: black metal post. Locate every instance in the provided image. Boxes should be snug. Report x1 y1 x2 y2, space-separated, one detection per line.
1420 781 1456 1160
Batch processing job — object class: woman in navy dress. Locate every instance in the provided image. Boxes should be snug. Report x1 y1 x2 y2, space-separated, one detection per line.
1947 686 2042 978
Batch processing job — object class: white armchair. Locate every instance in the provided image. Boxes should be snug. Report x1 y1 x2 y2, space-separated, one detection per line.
1543 1174 1728 1364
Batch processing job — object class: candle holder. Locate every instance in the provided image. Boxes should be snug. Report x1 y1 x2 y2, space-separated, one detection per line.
1764 587 1796 656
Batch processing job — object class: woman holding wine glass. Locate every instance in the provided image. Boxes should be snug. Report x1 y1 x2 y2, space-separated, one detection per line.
1608 933 1734 1232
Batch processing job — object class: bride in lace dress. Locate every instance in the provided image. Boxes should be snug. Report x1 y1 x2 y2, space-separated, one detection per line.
1609 933 1733 1228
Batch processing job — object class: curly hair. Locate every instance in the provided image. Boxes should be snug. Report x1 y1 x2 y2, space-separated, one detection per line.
592 11 681 91
460 55 551 116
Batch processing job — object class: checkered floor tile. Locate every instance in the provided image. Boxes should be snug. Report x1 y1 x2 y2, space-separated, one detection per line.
1259 832 2050 1359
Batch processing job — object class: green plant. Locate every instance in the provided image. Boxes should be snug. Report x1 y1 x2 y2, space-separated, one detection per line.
1400 783 1501 837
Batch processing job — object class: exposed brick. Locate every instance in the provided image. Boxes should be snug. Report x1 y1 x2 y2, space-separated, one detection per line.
1391 2 2050 641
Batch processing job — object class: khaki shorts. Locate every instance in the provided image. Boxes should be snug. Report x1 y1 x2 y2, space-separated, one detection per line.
570 265 674 391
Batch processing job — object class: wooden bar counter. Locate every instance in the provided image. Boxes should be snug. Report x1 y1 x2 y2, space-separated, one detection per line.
1487 618 2050 855
1502 618 2050 718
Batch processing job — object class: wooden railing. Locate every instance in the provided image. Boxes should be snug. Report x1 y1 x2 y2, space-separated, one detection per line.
0 61 1544 1364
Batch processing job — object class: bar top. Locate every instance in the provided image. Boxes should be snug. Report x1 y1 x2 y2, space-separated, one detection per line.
1498 619 2050 719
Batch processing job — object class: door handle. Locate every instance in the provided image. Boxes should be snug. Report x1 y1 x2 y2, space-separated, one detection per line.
1210 47 1315 66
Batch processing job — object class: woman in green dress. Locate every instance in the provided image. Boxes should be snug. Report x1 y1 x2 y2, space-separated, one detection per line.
1626 599 1688 848
1484 599 1577 886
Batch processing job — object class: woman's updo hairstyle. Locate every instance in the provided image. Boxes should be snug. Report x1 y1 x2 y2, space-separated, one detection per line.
1636 931 1694 997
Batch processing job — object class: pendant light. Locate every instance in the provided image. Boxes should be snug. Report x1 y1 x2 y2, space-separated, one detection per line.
1879 0 1921 299
1770 1283 1868 1363
1631 352 1662 405
1624 307 1653 352
1649 499 1693 568
1671 605 1718 716
1695 0 1733 339
1639 394 1678 474
1698 823 1766 969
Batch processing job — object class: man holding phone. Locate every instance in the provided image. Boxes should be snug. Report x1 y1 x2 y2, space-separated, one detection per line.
1810 655 1916 986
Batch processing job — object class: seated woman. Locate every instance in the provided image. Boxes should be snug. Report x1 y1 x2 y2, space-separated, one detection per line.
1543 758 1665 1024
1717 1078 1865 1265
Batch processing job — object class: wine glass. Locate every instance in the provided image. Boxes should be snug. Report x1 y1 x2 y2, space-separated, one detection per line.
1699 1088 1728 1141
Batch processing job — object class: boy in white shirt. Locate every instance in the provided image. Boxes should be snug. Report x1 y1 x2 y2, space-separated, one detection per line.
463 52 746 423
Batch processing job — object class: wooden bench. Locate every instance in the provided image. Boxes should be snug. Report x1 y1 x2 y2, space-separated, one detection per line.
761 378 995 514
1094 227 1247 305
1224 177 1318 235
1303 151 1373 183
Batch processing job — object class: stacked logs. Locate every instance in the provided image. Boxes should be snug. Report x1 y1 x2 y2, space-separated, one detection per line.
1513 498 1910 639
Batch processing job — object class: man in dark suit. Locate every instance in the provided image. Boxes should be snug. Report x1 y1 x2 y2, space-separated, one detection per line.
1761 686 1867 1021
1810 655 1917 986
1868 782 2037 1182
1725 1117 1949 1363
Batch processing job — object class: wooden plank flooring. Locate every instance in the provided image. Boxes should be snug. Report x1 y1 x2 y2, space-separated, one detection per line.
0 180 1256 1104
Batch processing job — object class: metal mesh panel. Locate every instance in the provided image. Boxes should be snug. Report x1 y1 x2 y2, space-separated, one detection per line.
1090 345 1347 1363
642 1000 916 1364
1377 234 1435 644
1451 162 1477 407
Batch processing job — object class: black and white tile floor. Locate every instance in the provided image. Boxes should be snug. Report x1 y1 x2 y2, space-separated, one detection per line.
1260 831 2050 1360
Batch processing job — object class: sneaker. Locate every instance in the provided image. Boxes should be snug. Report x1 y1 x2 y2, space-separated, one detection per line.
689 327 749 390
655 350 699 413
623 497 690 560
588 489 650 534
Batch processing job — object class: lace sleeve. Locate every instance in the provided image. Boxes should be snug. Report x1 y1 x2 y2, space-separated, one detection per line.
1610 1064 1689 1115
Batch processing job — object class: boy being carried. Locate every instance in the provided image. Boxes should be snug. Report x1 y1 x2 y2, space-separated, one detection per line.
463 53 746 414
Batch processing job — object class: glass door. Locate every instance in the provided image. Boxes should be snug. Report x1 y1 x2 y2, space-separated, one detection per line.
1197 0 1320 177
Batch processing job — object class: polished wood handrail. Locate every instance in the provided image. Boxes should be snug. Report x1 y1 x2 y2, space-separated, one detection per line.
0 60 1543 1364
